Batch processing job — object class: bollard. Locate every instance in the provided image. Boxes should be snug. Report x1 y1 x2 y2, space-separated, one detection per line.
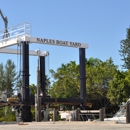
75 108 80 121
103 107 105 120
39 97 42 121
126 102 130 123
53 108 57 121
35 94 37 121
99 108 104 121
15 109 21 122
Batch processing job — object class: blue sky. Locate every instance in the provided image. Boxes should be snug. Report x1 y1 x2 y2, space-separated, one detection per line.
0 0 130 84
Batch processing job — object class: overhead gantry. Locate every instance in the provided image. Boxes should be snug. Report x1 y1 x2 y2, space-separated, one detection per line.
0 48 49 102
0 22 88 122
0 48 49 56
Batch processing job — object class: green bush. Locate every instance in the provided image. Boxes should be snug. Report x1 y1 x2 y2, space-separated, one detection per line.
31 108 35 121
0 116 5 122
0 107 16 122
5 113 16 122
49 112 61 121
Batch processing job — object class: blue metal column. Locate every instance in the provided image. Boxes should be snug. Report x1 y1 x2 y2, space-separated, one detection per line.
79 48 86 106
21 41 32 122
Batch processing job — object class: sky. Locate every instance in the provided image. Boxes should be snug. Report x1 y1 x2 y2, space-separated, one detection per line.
0 0 130 85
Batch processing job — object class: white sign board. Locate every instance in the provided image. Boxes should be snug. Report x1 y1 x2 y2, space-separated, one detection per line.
0 35 88 49
30 36 88 48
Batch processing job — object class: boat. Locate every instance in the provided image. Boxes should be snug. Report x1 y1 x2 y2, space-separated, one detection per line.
104 98 130 123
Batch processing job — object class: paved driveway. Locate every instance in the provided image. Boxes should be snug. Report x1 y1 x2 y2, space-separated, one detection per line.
0 121 130 130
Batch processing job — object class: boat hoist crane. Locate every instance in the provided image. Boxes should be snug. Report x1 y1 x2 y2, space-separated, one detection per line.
0 9 9 39
0 21 89 122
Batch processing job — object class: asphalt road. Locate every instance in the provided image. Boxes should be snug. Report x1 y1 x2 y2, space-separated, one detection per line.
0 121 130 130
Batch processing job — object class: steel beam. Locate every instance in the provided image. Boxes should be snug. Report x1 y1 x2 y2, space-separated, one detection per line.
40 56 46 97
79 48 86 106
0 48 49 56
21 41 32 122
41 97 83 104
0 35 88 49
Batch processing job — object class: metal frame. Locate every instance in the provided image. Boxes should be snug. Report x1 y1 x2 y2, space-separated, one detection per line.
0 35 88 49
0 23 88 49
0 23 31 42
0 23 88 122
0 48 49 56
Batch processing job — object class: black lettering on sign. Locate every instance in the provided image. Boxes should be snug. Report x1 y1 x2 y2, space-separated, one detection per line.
37 38 81 47
70 42 81 47
37 38 41 42
56 40 59 44
41 38 44 42
56 40 68 46
37 38 46 43
51 39 55 44
45 39 48 43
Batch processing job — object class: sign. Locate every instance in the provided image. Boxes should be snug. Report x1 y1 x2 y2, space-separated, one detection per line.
0 35 88 49
36 38 82 48
30 36 88 48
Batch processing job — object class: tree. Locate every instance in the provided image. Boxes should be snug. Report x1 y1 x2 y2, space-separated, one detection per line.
29 75 51 96
49 58 118 111
0 63 5 93
107 70 130 105
15 76 22 91
42 75 51 95
49 61 80 98
4 60 17 97
30 84 36 96
86 57 117 109
119 27 130 69
86 57 102 67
